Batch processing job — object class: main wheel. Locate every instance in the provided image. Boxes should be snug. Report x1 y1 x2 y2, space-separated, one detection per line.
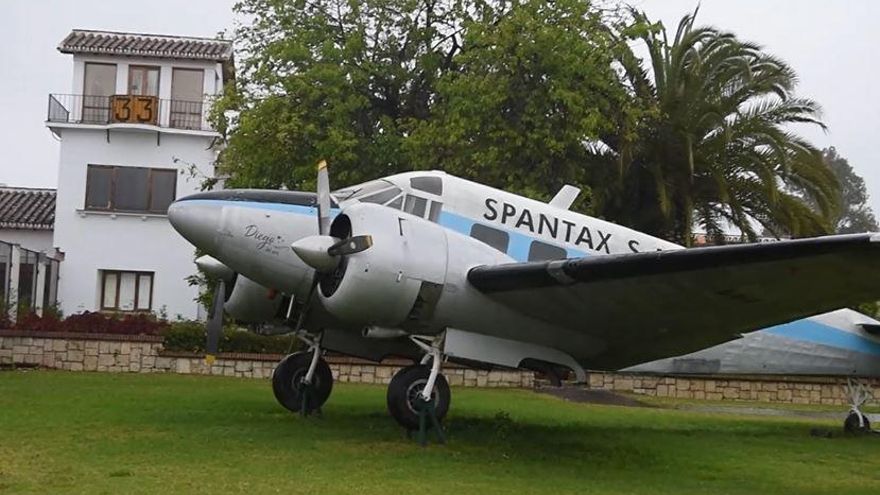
272 352 333 413
386 364 451 429
844 410 871 434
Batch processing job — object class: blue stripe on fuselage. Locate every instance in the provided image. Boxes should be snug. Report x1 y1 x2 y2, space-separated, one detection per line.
182 199 323 216
183 199 586 262
761 319 880 356
437 211 589 261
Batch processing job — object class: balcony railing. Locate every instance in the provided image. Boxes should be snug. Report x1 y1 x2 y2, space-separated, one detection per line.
47 93 215 132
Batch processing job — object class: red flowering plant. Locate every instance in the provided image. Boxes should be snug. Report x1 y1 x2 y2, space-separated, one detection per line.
13 310 168 336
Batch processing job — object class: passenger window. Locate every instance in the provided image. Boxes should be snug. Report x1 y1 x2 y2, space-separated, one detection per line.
410 176 443 195
528 241 567 261
470 224 509 253
404 195 427 217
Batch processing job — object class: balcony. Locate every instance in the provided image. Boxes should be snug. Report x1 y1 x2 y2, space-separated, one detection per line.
47 94 216 133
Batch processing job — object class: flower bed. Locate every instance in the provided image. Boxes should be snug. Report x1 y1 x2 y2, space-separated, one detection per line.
6 312 294 354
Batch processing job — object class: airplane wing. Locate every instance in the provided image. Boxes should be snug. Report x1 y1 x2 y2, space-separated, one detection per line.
467 233 880 369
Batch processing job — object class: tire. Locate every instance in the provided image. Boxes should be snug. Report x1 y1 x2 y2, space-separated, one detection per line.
844 411 871 434
272 352 333 413
386 364 451 430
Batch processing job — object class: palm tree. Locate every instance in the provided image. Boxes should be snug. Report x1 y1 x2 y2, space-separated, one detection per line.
589 9 839 244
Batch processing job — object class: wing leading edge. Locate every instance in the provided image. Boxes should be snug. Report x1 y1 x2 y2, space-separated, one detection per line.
467 233 880 369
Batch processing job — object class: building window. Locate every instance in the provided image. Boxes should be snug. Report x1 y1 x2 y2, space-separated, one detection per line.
82 62 116 123
528 241 567 261
170 68 205 129
470 224 509 253
85 165 177 213
129 66 160 96
100 270 153 311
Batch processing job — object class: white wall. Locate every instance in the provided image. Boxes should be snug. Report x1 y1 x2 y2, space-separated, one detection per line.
53 127 215 319
0 229 53 253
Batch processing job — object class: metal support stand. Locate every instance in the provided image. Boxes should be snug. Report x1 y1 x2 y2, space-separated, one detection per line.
414 395 446 446
409 335 446 445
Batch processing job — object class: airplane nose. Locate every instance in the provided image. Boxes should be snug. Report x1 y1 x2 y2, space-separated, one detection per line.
167 198 223 252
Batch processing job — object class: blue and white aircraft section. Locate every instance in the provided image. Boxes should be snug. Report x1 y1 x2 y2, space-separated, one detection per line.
627 308 880 376
168 166 880 430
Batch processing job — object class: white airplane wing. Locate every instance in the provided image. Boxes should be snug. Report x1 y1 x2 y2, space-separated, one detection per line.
467 233 880 369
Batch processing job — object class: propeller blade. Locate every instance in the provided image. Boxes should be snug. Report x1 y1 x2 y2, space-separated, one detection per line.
328 235 373 256
316 159 331 235
205 279 225 363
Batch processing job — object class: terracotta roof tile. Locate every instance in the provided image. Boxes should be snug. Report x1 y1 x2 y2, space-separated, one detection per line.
58 29 233 62
0 187 56 230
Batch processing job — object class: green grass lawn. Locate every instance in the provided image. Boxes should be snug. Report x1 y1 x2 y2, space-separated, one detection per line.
1 371 879 495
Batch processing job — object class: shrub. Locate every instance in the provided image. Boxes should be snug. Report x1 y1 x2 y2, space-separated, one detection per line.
14 311 168 336
161 320 295 354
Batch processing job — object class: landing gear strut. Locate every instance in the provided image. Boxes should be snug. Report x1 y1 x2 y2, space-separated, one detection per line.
843 378 873 435
272 333 333 416
386 336 450 444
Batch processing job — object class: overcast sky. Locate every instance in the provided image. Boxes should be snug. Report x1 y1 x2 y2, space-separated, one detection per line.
2 0 878 213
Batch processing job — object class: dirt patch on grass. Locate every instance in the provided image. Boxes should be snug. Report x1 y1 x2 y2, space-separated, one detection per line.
535 386 654 407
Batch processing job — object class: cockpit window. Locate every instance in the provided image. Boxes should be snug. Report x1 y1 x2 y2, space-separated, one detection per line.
404 195 427 217
332 179 397 202
359 187 402 205
410 176 443 195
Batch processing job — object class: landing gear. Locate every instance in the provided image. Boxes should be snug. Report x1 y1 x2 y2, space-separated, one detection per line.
843 378 873 435
272 338 333 416
387 337 450 444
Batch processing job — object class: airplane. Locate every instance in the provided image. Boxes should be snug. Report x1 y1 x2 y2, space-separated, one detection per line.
167 162 880 434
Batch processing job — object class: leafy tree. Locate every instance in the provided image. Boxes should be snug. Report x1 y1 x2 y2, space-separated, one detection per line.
822 147 878 233
214 0 473 190
214 0 634 204
405 0 631 202
590 9 839 244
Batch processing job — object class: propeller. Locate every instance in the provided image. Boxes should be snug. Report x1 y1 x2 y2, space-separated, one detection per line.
316 160 331 236
290 160 372 274
205 279 225 364
195 255 234 364
287 159 373 333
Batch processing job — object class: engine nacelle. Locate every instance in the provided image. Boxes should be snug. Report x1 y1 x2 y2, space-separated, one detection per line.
318 203 448 328
224 274 284 323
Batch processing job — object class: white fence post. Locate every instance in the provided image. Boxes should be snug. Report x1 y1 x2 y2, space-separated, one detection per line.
8 244 20 323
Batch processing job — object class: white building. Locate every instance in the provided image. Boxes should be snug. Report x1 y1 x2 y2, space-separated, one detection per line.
0 187 56 252
46 30 233 319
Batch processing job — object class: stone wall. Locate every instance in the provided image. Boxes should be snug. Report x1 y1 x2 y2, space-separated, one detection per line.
2 331 877 404
0 331 533 388
584 371 879 407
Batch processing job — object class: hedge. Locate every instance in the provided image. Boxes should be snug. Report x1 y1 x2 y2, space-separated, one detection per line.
7 311 296 354
161 320 295 354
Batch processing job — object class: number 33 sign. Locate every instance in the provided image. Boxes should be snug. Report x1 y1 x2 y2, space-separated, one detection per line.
111 95 158 125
